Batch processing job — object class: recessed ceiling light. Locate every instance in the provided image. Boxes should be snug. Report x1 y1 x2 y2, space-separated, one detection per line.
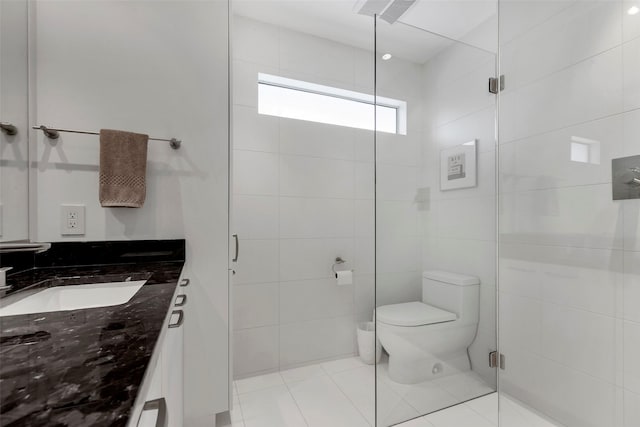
382 53 392 61
629 5 639 15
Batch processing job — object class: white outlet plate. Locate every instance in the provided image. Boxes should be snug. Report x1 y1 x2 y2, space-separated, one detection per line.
61 204 85 236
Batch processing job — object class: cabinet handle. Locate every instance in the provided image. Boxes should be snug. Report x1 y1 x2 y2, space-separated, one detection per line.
233 234 239 262
174 294 187 307
179 278 190 287
168 310 184 328
139 397 167 427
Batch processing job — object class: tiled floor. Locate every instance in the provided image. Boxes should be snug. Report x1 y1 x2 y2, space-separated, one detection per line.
221 356 563 427
223 357 504 427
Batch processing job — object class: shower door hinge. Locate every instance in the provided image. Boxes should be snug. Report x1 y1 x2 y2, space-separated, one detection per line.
489 351 506 370
488 75 505 94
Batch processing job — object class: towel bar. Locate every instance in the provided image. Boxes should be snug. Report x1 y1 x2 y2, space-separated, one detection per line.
32 125 181 149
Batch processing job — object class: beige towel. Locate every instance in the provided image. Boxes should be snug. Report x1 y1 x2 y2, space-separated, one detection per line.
99 129 149 208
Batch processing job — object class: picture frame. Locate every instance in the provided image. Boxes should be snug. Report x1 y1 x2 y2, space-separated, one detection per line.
440 140 477 191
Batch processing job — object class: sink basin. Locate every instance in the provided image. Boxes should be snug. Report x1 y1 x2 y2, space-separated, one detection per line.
0 280 146 317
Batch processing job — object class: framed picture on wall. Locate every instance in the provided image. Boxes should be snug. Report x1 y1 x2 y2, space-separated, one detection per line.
440 140 477 191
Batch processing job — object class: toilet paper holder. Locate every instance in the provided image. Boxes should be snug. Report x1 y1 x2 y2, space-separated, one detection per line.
332 257 348 277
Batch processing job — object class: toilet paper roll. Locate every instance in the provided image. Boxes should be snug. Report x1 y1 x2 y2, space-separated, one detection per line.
335 270 353 286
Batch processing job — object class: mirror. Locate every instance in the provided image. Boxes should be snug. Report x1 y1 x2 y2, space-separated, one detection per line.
0 0 30 242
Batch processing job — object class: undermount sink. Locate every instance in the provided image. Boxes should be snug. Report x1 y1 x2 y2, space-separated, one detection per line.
0 280 146 317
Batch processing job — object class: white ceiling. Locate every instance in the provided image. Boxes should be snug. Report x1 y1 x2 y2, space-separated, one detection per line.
233 0 497 64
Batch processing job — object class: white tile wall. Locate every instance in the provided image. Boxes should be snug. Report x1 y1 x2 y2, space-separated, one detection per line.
232 16 422 378
498 0 640 425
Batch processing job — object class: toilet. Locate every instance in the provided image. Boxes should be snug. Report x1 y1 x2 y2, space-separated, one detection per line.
376 270 480 384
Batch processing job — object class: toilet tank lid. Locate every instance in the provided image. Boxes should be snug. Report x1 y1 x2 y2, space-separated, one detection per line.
377 302 457 326
423 270 480 286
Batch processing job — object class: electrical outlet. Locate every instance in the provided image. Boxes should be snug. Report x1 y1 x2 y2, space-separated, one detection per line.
61 204 85 236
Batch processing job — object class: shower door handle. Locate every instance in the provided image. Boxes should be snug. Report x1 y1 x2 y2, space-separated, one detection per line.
232 234 239 262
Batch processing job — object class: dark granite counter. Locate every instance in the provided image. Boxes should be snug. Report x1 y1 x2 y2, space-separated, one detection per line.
0 240 185 427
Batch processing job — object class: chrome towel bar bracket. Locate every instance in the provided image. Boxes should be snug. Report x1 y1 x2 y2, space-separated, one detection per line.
32 125 182 149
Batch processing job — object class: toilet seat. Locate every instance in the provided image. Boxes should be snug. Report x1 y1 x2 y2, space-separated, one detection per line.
377 301 457 327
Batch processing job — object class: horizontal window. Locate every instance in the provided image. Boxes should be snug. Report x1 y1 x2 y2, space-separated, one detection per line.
257 73 406 135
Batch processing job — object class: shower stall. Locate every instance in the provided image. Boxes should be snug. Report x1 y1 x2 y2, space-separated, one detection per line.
229 0 639 425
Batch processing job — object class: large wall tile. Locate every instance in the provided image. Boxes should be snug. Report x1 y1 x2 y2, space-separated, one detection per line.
541 303 619 382
354 274 375 316
233 105 279 153
279 27 356 88
538 357 617 427
279 197 354 239
279 238 354 281
279 316 357 368
233 59 277 108
233 239 279 285
623 200 640 251
500 243 622 316
500 46 623 143
376 235 421 274
624 389 640 427
234 326 279 378
623 37 640 111
376 132 421 166
498 292 542 354
233 150 279 195
376 201 420 238
500 184 624 249
623 251 640 322
375 271 422 307
280 155 355 199
624 320 640 394
233 195 278 239
436 196 496 241
499 115 623 193
280 278 355 323
376 164 419 201
623 108 640 157
233 16 279 67
501 1 621 90
234 283 279 330
280 118 355 160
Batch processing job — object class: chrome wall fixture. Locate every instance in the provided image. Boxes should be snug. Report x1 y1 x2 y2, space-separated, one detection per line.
0 122 18 136
612 155 640 200
32 125 182 149
331 257 346 276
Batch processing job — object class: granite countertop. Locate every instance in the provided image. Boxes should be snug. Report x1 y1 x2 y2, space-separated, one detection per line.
0 260 184 427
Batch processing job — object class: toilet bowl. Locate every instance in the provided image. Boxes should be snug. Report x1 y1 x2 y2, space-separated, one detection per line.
376 270 480 384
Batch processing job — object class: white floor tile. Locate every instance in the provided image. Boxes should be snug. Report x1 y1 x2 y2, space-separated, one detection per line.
499 395 564 427
394 380 460 415
287 375 370 427
320 356 367 374
425 404 495 427
280 364 326 384
234 361 561 427
396 416 435 426
464 393 498 425
431 371 495 402
236 372 284 394
329 366 376 424
239 385 308 427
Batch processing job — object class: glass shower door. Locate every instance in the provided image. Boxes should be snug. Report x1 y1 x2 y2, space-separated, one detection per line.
497 0 638 426
373 4 499 425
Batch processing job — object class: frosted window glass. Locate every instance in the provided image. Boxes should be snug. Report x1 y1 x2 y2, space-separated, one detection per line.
257 74 405 134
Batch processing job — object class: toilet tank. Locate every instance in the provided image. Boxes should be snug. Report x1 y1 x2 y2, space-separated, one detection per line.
422 270 480 325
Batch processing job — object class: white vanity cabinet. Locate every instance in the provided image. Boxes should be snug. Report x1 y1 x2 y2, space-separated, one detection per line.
134 282 188 427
